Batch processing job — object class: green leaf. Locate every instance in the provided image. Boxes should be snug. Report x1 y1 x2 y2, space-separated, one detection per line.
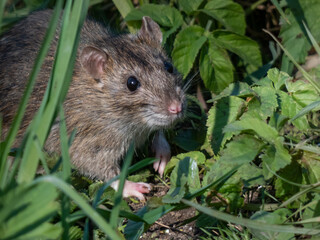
261 145 292 180
199 40 234 93
165 151 206 176
223 116 279 143
220 135 265 164
111 0 133 18
202 0 246 35
163 157 201 203
250 209 294 240
277 91 309 130
274 160 303 200
125 4 183 43
205 96 246 155
286 79 320 108
173 127 206 151
267 68 291 90
292 100 320 121
179 0 204 15
0 182 61 239
182 199 320 235
211 31 262 67
280 0 320 69
246 86 278 120
203 135 265 191
210 82 253 102
172 26 207 78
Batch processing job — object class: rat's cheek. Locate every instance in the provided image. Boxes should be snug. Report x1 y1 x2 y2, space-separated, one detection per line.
111 180 151 201
152 131 171 177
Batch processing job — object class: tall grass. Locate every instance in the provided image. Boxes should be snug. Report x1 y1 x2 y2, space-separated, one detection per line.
0 1 126 239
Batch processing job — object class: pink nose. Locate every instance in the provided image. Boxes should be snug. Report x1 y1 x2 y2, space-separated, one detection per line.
168 101 182 114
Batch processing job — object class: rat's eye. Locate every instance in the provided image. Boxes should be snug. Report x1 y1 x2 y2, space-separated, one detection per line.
164 61 174 74
127 76 140 91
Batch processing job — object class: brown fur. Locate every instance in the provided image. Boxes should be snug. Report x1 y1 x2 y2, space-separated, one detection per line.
0 10 185 181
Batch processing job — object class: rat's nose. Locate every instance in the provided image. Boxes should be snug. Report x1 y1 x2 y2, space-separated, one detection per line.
168 100 182 114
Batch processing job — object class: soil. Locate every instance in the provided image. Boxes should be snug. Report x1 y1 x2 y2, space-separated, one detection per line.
127 179 202 240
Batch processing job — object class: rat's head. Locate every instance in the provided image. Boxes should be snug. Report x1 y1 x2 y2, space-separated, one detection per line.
79 16 185 131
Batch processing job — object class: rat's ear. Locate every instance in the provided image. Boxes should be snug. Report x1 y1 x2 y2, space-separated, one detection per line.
137 16 162 45
80 46 110 79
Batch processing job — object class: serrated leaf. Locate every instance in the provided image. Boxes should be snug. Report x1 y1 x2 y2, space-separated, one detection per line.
277 91 309 130
211 30 262 67
274 160 303 200
179 0 204 15
211 82 253 102
247 86 278 120
205 96 246 155
220 135 265 164
280 0 320 69
125 4 183 43
163 157 201 203
202 0 246 35
302 194 320 229
166 151 206 176
250 209 294 240
224 116 292 177
172 26 207 78
203 135 265 192
199 40 234 93
286 79 320 108
261 144 292 180
267 68 291 90
224 116 279 142
172 127 206 151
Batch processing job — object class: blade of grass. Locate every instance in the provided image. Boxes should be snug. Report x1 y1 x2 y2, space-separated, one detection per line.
110 143 135 229
270 0 290 24
292 100 320 121
17 0 89 183
59 106 71 240
181 199 320 235
111 0 135 33
0 0 63 189
33 175 122 239
0 0 7 31
302 21 320 57
263 29 320 94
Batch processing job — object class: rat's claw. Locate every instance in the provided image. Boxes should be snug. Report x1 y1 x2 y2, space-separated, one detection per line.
111 180 152 201
152 131 171 177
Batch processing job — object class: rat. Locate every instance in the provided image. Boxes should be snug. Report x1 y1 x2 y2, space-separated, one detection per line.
0 10 185 200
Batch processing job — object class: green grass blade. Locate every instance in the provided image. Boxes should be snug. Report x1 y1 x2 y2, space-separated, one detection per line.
270 0 290 24
112 0 135 33
181 199 320 235
263 29 320 94
292 100 320 121
110 143 134 229
17 0 89 183
112 0 134 19
0 0 7 31
0 0 63 189
33 176 122 239
302 21 320 58
59 106 72 240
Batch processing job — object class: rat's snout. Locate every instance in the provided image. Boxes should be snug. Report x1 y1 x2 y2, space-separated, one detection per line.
168 100 183 114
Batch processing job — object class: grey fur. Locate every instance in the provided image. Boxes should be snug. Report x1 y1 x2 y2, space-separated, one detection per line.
0 10 185 181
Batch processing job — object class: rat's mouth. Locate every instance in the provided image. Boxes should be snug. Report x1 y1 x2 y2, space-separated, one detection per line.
143 110 185 129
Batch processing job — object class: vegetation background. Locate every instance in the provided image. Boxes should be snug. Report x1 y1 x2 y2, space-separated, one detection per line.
1 0 320 239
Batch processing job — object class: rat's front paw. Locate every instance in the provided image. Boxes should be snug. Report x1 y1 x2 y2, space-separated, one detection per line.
111 180 152 201
152 131 171 177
